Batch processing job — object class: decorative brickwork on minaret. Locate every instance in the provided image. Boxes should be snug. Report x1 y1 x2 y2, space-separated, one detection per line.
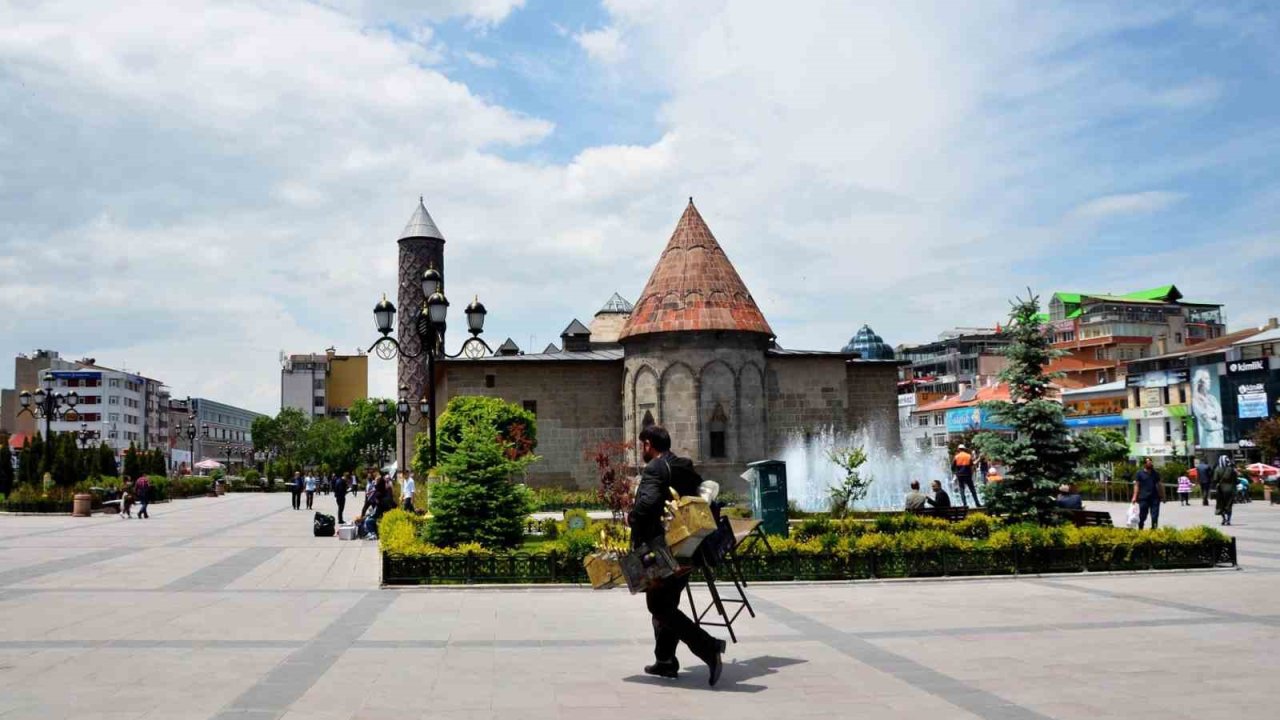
397 198 444 467
619 199 774 341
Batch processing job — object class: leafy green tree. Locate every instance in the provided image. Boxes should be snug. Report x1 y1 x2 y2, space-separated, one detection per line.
304 417 354 473
1252 417 1280 464
973 292 1080 525
0 442 14 497
1075 429 1129 481
418 396 537 476
251 415 279 458
274 408 311 466
97 443 118 477
425 423 537 550
827 446 872 518
347 397 395 469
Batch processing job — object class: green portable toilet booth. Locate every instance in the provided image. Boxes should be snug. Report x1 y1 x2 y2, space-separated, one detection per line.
744 459 789 537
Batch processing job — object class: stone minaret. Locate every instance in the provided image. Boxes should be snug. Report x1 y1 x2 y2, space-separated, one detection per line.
397 197 445 468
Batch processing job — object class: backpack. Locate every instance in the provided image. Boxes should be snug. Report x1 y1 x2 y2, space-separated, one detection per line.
313 512 336 537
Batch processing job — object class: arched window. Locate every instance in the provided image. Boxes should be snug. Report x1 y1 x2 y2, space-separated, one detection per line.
708 404 728 459
641 409 655 429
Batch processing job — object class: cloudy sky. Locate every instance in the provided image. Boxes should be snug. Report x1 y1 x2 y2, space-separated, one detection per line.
2 0 1278 414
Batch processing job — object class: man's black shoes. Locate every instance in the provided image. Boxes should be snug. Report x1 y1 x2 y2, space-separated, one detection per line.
708 639 727 687
644 658 679 679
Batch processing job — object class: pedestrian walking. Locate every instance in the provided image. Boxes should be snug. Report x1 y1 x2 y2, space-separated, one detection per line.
400 473 415 513
304 473 316 510
290 471 303 511
1214 456 1237 526
952 444 981 508
333 473 348 524
1177 473 1192 506
1131 458 1164 529
120 479 134 519
1196 457 1213 506
135 476 151 519
629 424 725 686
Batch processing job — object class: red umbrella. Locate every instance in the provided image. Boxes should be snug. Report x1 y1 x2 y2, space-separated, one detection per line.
1245 463 1279 479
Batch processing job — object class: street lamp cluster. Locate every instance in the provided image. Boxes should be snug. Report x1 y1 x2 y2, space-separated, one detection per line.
378 389 431 475
17 372 80 440
369 261 491 468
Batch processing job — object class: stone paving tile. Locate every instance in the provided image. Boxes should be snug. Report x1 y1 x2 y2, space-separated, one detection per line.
1 493 1277 719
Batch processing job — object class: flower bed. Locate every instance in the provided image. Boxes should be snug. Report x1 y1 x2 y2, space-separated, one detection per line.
379 510 1237 585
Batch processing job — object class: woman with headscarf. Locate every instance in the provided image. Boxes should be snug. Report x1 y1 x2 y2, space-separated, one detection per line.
1213 456 1237 526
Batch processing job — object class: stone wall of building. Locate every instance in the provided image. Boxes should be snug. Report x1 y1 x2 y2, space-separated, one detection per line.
622 332 770 490
846 361 903 451
764 356 852 454
438 359 624 488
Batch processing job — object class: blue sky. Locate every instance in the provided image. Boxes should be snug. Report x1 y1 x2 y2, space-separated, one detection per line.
1 0 1278 413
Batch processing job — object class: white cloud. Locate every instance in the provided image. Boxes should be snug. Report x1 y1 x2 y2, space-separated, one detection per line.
1070 191 1185 219
0 1 1275 414
574 26 626 64
462 50 499 68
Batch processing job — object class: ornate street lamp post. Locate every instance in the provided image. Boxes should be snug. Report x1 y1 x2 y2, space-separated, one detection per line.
74 421 98 449
368 262 491 468
388 386 431 475
17 372 80 444
177 417 199 474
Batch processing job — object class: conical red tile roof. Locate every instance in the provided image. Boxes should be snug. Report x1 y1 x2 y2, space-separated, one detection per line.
620 200 773 341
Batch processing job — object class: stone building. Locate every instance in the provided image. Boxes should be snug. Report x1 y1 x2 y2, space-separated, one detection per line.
418 199 901 491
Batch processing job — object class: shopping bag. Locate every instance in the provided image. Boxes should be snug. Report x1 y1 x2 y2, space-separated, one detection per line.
621 535 682 595
664 491 719 558
1125 503 1140 529
313 512 336 537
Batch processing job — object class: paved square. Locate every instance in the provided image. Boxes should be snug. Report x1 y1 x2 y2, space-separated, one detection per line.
1 493 1277 719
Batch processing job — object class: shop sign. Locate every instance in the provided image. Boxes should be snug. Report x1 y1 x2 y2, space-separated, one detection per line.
1140 388 1163 407
1227 359 1267 376
1122 404 1190 420
1126 369 1189 388
1237 382 1269 419
1130 442 1182 457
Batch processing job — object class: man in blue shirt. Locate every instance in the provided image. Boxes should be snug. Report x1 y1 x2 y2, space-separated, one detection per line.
1131 458 1165 529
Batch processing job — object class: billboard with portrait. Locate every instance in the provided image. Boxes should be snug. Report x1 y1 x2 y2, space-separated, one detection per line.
1190 366 1224 448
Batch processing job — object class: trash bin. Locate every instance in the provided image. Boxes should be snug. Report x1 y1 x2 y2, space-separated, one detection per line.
743 459 789 537
72 493 93 517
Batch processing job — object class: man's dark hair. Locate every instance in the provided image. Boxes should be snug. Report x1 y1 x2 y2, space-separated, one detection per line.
910 480 920 490
639 424 671 452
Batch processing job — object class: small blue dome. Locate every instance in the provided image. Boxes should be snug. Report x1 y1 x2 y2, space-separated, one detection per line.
843 324 894 359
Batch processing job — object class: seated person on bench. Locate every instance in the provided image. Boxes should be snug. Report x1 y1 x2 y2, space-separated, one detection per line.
925 480 952 509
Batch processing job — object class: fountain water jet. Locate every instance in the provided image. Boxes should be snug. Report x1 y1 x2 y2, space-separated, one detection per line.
780 426 947 511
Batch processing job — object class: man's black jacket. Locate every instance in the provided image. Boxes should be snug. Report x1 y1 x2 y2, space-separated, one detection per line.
628 452 702 548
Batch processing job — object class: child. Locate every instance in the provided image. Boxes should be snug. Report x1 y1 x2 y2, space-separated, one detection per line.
1177 473 1192 506
120 486 133 518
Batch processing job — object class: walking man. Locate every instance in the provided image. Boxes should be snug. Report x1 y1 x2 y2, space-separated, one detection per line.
333 473 348 524
304 473 316 510
134 475 150 519
952 444 981 508
629 425 725 686
1196 456 1213 506
290 471 303 511
1132 458 1164 529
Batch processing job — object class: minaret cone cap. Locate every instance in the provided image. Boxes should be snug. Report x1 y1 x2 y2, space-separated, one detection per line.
619 200 773 340
399 196 445 241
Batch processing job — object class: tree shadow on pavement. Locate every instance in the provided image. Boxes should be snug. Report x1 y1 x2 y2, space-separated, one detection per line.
622 655 807 693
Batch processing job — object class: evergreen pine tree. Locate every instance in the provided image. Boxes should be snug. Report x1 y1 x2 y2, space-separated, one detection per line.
425 424 537 550
29 433 47 479
974 291 1080 525
51 433 79 487
0 442 14 497
152 449 167 476
98 443 118 477
17 439 37 486
123 442 140 480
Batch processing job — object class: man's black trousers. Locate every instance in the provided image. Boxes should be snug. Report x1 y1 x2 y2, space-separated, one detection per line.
645 573 717 663
957 477 981 507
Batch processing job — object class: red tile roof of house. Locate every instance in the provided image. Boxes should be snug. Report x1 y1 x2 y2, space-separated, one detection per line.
915 384 1012 413
619 200 774 341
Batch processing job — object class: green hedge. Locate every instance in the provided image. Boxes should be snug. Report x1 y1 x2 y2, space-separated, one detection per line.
380 508 1236 584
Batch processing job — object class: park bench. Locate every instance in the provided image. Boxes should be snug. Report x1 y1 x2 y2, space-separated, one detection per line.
1059 509 1113 527
910 507 969 522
